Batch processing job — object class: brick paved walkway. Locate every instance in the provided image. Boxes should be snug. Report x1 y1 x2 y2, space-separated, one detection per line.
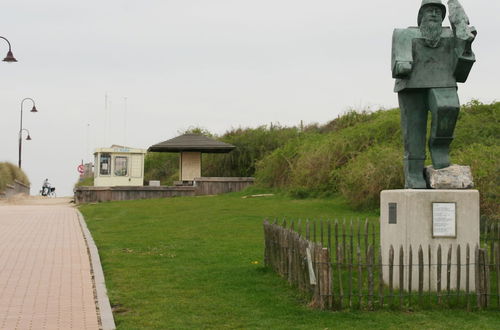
0 201 100 329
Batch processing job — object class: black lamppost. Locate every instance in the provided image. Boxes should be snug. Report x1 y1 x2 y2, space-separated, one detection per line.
0 36 17 62
19 98 38 168
20 129 32 141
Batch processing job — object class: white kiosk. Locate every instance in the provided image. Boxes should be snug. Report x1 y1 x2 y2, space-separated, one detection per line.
94 145 146 187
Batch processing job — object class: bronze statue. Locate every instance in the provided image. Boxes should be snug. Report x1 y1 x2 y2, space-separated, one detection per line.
391 0 476 188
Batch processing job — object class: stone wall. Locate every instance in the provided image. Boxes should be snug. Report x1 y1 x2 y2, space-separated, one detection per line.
74 177 254 204
0 180 31 199
193 177 254 195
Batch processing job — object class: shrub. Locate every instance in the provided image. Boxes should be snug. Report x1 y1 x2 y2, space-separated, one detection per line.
0 162 30 192
336 145 403 210
143 152 179 185
453 143 500 221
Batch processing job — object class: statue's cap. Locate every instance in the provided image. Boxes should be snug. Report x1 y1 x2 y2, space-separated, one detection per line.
417 0 446 26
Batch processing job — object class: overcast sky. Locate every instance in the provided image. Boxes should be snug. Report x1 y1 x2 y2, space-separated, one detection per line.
1 0 498 196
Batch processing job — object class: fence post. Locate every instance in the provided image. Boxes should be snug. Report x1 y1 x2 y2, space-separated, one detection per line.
475 245 480 309
367 245 374 310
364 219 369 258
447 245 452 304
337 245 344 310
358 245 362 308
399 245 404 308
496 242 500 310
378 246 384 308
456 244 461 303
418 245 423 304
263 220 270 267
466 243 471 311
437 244 442 305
408 245 413 307
389 245 394 306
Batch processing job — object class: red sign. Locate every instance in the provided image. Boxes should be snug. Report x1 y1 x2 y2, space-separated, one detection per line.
77 164 84 174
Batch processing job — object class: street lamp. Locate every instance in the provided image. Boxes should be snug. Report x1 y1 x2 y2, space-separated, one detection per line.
21 129 32 141
0 36 17 62
19 98 38 168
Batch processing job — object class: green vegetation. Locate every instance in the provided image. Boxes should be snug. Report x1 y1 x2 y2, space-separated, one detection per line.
81 193 500 329
257 101 499 219
74 176 94 187
143 101 499 220
0 162 29 192
144 125 300 185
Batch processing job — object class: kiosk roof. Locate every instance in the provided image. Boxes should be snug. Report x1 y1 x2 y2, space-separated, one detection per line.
148 134 235 153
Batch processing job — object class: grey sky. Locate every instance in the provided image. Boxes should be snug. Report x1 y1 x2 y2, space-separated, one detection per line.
1 0 498 196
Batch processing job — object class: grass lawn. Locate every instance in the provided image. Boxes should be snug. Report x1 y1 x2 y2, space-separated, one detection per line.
80 191 500 329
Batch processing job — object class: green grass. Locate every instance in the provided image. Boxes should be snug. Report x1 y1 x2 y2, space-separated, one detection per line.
80 192 500 329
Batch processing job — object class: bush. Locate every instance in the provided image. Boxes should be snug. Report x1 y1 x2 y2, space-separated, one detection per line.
336 145 403 210
0 162 30 192
453 143 500 221
143 152 179 185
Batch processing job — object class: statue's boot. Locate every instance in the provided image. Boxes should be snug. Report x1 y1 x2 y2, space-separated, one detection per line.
404 159 427 189
429 137 452 169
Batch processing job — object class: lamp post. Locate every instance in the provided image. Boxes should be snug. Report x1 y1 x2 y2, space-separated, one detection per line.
20 129 32 141
0 36 17 62
19 98 38 168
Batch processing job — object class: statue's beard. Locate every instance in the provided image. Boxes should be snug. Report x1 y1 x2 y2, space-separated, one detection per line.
420 20 442 48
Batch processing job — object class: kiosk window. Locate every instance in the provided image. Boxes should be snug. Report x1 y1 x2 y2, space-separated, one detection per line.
100 154 111 175
114 157 128 176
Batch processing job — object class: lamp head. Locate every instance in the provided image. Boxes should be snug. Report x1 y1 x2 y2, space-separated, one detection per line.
3 50 17 62
26 134 32 141
30 105 37 112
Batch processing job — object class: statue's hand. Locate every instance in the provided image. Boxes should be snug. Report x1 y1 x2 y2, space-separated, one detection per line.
395 61 412 77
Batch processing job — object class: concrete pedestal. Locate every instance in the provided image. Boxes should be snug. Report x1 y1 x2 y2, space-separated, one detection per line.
380 189 479 291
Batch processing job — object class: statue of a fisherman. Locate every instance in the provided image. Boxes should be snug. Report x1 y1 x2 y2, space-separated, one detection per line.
392 0 476 188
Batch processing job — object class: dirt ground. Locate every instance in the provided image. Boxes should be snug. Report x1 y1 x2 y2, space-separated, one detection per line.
0 194 74 206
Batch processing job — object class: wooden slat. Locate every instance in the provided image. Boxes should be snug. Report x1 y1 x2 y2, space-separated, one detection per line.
288 226 293 284
367 245 374 310
313 220 317 243
349 221 354 308
327 220 332 254
484 248 491 308
364 219 369 257
408 245 413 307
475 245 480 309
320 247 332 309
358 245 362 307
372 223 376 251
378 246 384 308
389 245 394 306
399 245 404 308
320 219 324 246
348 241 353 308
334 220 339 263
437 244 442 305
306 219 310 241
457 244 461 304
297 219 302 237
342 220 346 265
496 242 500 310
337 245 344 310
447 245 452 304
491 223 495 265
428 245 432 293
306 245 317 285
418 245 423 304
466 243 471 311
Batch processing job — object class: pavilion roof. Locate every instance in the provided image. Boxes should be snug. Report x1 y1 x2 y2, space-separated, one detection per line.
148 134 235 153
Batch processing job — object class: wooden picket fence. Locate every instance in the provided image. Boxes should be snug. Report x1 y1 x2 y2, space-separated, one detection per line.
263 218 500 311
